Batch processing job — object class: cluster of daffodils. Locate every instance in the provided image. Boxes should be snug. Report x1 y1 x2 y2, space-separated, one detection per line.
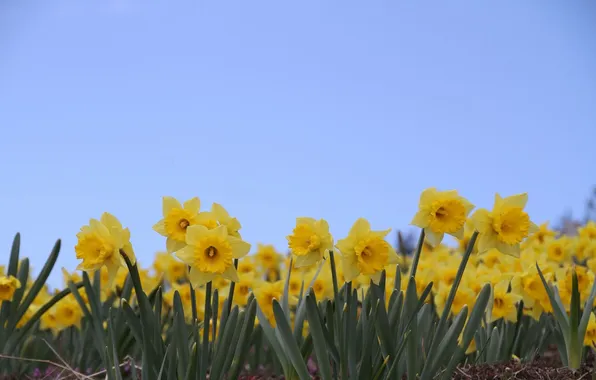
3 188 596 378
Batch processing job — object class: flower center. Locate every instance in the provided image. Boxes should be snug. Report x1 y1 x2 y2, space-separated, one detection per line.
164 209 197 242
288 225 320 256
354 236 389 275
179 219 190 230
492 207 530 245
194 236 233 274
239 285 249 295
75 233 115 267
428 200 467 234
494 297 504 309
206 246 217 258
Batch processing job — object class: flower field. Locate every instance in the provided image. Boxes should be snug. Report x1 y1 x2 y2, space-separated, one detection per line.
1 189 596 379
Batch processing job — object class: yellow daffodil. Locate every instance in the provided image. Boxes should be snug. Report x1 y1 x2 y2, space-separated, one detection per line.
211 203 242 238
545 237 572 263
457 221 478 254
54 297 84 330
75 212 135 289
578 221 596 241
153 251 187 284
584 313 596 347
490 280 522 322
236 257 258 277
254 280 285 327
336 218 399 284
233 275 255 307
525 222 557 247
255 244 282 271
287 218 333 268
153 196 201 253
176 225 251 288
470 193 538 257
0 275 21 302
411 188 475 246
575 238 596 262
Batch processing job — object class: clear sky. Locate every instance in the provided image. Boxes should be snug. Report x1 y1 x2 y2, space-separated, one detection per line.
1 1 595 286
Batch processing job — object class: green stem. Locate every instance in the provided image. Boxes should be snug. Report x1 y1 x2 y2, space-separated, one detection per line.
189 267 198 323
200 281 212 380
226 259 239 316
328 250 344 377
409 229 426 278
421 231 478 379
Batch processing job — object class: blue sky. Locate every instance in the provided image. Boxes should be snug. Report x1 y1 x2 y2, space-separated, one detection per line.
1 1 595 286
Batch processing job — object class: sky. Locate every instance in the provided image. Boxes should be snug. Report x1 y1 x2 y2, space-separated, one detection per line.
1 1 595 286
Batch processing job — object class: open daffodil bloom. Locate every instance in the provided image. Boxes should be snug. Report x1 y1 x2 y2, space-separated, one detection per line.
176 224 251 288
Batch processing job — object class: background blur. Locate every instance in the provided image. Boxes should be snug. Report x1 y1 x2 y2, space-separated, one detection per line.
1 1 595 285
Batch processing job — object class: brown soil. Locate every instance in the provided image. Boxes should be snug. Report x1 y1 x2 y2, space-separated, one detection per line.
452 349 595 380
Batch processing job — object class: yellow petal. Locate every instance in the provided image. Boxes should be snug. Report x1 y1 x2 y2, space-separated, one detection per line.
335 237 355 256
175 246 195 265
189 267 216 288
470 209 492 234
424 229 444 247
228 236 251 259
369 271 382 284
296 217 316 226
419 187 438 206
162 196 182 217
222 266 240 283
183 197 201 213
477 233 497 254
528 221 539 234
342 256 360 282
122 241 136 265
387 246 400 265
166 237 186 254
314 219 330 236
411 211 429 228
186 225 210 245
349 218 371 239
294 252 320 268
503 193 528 209
100 212 123 230
211 203 230 219
450 227 465 240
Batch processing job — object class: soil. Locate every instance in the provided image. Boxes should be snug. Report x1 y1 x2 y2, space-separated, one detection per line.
452 348 595 380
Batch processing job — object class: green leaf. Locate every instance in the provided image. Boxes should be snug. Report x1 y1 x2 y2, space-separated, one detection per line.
256 305 289 372
578 271 596 351
172 291 190 375
536 264 570 336
6 258 29 334
272 300 312 380
108 308 124 380
121 300 144 346
306 293 333 380
423 306 468 379
210 305 240 380
157 344 171 380
228 298 257 380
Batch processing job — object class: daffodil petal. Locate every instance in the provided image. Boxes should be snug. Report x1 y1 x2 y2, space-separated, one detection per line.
228 236 251 259
503 193 528 209
189 267 216 288
167 237 187 254
185 225 209 245
163 196 182 217
101 212 123 230
175 245 195 265
222 266 240 283
424 229 444 247
183 197 201 213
